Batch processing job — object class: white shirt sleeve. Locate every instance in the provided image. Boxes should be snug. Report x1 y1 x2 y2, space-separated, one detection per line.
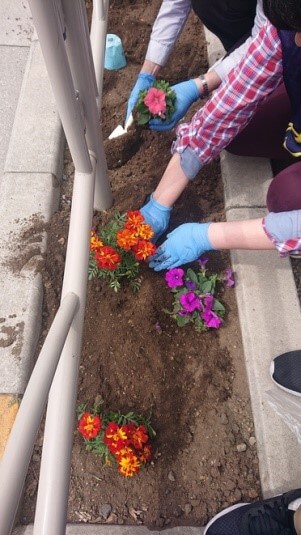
213 0 268 80
145 0 192 66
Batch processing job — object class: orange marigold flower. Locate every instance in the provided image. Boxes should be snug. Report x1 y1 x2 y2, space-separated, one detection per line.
132 240 157 261
90 231 104 252
136 224 154 241
118 451 141 477
114 445 135 460
78 412 101 439
139 443 152 463
95 246 121 270
125 211 144 231
130 425 149 450
104 422 129 454
116 229 139 250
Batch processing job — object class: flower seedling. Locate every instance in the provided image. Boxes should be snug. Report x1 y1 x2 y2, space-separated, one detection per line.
89 211 156 292
164 259 235 332
134 80 176 126
77 403 156 478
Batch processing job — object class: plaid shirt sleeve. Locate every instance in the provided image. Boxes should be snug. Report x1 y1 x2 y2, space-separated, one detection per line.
172 22 283 166
262 217 301 257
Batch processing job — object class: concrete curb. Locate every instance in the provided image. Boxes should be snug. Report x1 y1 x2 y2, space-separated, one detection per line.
0 38 63 396
13 525 204 535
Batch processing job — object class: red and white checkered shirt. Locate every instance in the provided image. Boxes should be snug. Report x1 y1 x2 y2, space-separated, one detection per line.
172 21 283 165
172 21 301 256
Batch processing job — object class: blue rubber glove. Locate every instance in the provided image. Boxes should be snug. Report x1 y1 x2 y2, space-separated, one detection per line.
140 194 172 242
149 80 199 132
149 222 215 271
126 73 155 123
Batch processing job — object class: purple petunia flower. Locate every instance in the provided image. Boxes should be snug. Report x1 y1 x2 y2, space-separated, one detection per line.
179 292 202 312
197 256 209 270
224 267 235 288
185 280 197 291
201 308 222 329
165 268 185 288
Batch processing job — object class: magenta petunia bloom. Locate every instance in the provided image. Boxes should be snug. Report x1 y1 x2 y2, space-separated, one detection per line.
165 268 185 288
179 292 202 312
224 267 235 288
144 87 167 116
203 293 214 310
201 308 222 329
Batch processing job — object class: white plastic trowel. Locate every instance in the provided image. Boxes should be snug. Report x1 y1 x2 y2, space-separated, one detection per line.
108 114 134 140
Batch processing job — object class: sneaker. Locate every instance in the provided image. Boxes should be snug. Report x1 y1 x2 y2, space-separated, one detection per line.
204 488 301 534
270 350 301 396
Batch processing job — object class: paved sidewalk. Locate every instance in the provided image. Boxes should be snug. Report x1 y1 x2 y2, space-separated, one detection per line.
1 4 301 534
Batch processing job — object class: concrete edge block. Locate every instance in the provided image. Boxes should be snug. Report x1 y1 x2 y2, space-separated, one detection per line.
5 40 65 178
13 525 204 534
0 272 43 394
227 207 301 495
220 152 273 210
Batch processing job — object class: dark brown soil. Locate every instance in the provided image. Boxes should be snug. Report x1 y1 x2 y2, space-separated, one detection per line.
20 0 263 529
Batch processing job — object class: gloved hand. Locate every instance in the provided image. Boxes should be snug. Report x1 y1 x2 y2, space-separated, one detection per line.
148 222 215 271
149 79 199 132
140 194 172 242
126 73 155 123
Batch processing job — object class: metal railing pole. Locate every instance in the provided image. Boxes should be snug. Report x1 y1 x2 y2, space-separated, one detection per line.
27 0 92 173
90 0 109 107
33 153 97 535
61 0 112 211
0 292 78 535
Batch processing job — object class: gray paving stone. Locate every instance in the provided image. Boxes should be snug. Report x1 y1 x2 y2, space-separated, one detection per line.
5 41 64 177
220 152 273 210
13 525 204 535
0 172 60 394
0 0 33 47
0 46 29 180
227 206 301 496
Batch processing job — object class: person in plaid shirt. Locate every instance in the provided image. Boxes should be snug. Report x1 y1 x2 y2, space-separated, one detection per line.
139 0 301 271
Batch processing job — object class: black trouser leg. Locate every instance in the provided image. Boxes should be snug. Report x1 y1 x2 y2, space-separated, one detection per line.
191 0 257 51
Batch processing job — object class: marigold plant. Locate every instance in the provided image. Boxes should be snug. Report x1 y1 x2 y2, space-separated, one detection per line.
77 402 156 478
89 211 156 292
133 79 176 126
164 258 235 332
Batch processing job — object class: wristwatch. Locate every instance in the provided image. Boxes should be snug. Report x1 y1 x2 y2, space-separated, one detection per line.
198 74 209 99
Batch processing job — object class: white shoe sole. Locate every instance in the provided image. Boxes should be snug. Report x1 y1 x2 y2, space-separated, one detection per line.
270 360 301 397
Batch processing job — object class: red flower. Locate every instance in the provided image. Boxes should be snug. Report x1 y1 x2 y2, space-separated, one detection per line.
104 422 129 454
116 229 139 250
125 211 144 232
78 412 101 439
118 450 141 477
132 240 156 261
125 423 149 450
144 87 167 116
95 246 121 270
139 443 152 463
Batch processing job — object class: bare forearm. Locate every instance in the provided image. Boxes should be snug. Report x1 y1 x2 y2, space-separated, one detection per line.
209 219 273 250
153 153 189 207
141 59 161 76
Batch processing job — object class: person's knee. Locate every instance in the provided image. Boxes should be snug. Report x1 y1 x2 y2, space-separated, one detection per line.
266 161 301 212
